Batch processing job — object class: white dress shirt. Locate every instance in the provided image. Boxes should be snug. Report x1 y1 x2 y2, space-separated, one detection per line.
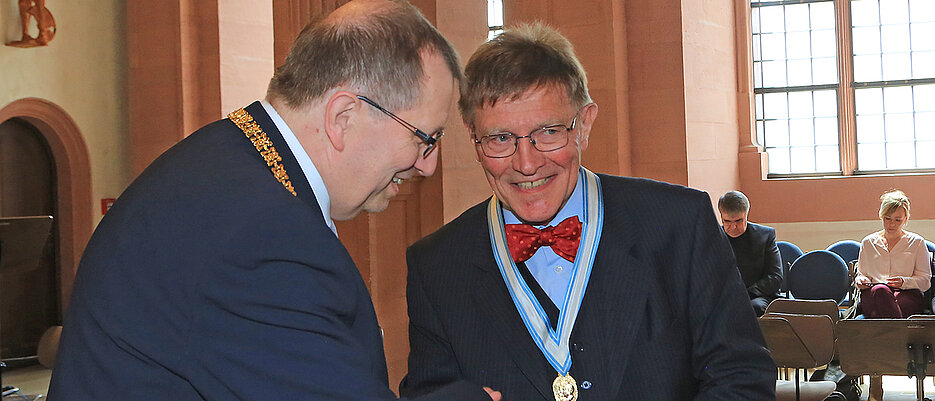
261 101 338 237
502 179 584 308
857 230 931 291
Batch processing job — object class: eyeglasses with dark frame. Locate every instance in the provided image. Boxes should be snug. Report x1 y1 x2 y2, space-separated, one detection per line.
473 113 579 158
357 95 444 158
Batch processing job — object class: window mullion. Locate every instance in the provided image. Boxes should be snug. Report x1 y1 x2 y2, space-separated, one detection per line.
836 0 857 175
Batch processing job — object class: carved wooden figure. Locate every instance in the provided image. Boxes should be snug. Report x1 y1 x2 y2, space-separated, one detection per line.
6 0 56 48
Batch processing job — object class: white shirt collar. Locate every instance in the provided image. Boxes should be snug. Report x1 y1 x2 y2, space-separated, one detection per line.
260 100 337 237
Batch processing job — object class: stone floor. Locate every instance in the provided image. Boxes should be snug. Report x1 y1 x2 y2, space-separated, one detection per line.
3 364 51 400
859 375 935 400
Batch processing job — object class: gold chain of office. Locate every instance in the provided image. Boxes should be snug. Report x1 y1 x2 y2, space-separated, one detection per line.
228 108 297 196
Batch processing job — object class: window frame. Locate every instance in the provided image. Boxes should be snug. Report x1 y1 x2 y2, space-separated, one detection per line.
748 0 935 177
488 0 504 41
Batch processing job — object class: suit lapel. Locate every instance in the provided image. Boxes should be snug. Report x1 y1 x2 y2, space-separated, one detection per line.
468 211 555 400
575 175 654 398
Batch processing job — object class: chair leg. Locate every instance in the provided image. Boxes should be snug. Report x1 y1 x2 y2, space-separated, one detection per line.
869 375 884 401
795 368 801 401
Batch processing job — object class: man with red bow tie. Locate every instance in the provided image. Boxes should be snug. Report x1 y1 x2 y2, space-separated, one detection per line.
400 23 775 401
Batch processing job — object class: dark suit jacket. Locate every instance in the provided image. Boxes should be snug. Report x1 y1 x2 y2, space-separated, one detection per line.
727 222 782 301
48 102 488 401
401 175 776 400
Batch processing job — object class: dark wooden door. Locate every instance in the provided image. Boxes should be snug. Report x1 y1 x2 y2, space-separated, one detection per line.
0 118 59 361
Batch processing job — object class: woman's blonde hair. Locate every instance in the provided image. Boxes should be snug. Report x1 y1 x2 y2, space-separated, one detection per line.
879 189 910 218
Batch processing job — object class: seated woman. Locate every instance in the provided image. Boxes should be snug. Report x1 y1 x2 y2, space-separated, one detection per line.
855 190 931 401
855 189 932 318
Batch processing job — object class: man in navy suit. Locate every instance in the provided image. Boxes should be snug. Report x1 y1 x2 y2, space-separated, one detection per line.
719 190 783 317
400 24 775 400
48 1 498 400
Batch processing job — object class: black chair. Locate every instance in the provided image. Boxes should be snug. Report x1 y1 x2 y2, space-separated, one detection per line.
787 250 850 305
778 241 805 295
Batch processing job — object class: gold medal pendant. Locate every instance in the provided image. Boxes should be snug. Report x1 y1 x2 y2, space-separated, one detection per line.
552 373 578 401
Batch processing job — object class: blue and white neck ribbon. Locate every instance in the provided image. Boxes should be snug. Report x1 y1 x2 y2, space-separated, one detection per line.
486 167 604 376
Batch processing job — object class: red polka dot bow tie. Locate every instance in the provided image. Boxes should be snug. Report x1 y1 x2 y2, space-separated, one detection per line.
504 216 582 263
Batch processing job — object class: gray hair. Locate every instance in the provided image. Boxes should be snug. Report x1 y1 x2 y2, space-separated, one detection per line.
267 0 462 112
718 191 750 214
459 22 591 130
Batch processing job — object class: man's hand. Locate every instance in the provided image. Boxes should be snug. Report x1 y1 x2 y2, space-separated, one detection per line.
886 276 904 289
484 387 502 401
856 276 871 290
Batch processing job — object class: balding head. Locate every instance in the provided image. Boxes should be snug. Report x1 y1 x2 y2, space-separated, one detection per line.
327 0 396 23
267 0 462 112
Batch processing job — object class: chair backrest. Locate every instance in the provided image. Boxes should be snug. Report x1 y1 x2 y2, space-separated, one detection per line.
923 241 935 313
777 241 804 293
826 240 861 265
758 313 835 369
787 250 850 304
37 325 62 369
765 298 840 324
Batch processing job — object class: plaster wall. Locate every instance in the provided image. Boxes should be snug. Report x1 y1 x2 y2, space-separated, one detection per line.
681 0 740 203
218 0 274 115
0 0 128 224
767 219 935 256
625 0 689 186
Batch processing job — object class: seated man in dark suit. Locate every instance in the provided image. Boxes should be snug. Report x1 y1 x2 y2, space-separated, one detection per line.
719 190 782 316
401 23 775 401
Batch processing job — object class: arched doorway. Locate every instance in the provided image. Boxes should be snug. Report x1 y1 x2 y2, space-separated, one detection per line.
0 98 93 360
0 118 58 359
